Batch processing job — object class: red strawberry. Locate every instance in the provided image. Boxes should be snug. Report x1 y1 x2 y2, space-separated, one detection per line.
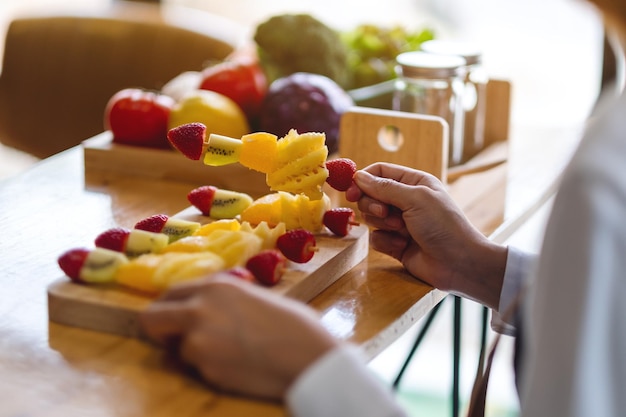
226 266 256 283
323 207 359 237
57 247 90 282
187 185 217 216
325 158 357 191
134 214 169 233
95 227 131 252
167 122 207 160
276 229 317 263
245 249 287 286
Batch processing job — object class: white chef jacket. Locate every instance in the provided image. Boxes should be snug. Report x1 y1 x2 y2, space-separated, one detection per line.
287 89 626 416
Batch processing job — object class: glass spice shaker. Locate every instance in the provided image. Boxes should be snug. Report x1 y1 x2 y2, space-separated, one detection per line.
393 51 466 167
421 40 489 163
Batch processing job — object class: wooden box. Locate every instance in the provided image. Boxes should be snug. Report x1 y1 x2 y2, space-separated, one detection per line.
83 79 510 201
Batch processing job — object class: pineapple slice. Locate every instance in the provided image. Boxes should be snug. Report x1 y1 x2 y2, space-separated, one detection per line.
267 147 328 188
162 229 263 268
296 193 331 232
274 130 326 166
240 191 330 232
115 252 226 294
267 130 329 200
193 218 241 236
161 236 210 253
240 221 287 250
159 252 225 286
201 229 263 267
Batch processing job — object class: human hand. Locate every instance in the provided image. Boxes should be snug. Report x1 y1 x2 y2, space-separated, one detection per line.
139 273 338 401
345 162 507 309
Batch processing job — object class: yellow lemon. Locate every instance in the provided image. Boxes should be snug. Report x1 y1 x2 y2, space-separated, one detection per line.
168 90 250 138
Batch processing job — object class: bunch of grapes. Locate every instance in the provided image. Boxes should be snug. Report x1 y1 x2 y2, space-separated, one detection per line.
341 24 435 89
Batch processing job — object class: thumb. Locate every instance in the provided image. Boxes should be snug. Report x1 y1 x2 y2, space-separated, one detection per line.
353 170 416 211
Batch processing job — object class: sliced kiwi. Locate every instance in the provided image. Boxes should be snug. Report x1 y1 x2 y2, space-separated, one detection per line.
209 189 254 219
125 230 169 257
161 218 201 243
203 134 242 166
80 248 128 283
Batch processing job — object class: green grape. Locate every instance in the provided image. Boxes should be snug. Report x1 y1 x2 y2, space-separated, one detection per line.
342 24 435 89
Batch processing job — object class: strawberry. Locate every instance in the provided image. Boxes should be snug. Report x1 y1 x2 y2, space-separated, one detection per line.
134 214 169 233
325 158 357 191
95 227 131 252
225 266 256 283
187 185 217 216
323 207 359 237
276 229 317 263
57 247 90 281
167 122 207 160
245 249 287 286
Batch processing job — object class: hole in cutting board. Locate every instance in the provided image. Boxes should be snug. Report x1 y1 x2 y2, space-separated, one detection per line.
377 125 404 152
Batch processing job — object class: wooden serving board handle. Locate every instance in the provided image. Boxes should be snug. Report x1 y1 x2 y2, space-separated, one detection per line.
47 224 369 339
339 106 447 181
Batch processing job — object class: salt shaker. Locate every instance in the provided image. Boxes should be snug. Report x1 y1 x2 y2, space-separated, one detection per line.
393 51 466 167
421 40 488 162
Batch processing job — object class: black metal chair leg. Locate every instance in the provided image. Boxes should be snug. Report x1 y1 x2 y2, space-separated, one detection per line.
393 296 491 417
392 297 445 390
478 305 489 373
452 296 462 417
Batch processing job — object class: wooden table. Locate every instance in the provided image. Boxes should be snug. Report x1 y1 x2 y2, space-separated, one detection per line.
0 123 581 416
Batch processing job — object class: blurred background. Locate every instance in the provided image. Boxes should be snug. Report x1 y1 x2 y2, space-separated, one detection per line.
0 0 608 415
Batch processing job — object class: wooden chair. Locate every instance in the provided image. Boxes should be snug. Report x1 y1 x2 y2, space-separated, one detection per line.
0 1 246 158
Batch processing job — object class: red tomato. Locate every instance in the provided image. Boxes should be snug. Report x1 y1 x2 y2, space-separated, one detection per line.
104 88 175 149
199 59 267 122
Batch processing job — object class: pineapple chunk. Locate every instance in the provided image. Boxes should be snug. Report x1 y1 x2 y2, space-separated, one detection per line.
193 219 241 236
240 191 330 232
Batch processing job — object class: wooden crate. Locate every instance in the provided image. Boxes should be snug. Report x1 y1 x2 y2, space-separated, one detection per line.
83 132 269 198
83 79 511 217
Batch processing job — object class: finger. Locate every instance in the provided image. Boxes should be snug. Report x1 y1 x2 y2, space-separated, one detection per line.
353 170 413 210
344 182 363 202
353 170 437 213
361 211 406 232
362 162 441 188
356 193 390 218
370 230 410 261
139 301 196 344
157 271 240 302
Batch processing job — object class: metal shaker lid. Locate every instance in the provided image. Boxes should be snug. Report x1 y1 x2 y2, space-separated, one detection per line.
396 51 466 79
420 40 483 66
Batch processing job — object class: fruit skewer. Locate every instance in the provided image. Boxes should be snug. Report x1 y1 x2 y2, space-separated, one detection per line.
168 123 329 200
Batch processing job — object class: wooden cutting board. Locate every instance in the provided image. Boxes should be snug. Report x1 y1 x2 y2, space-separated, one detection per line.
47 210 369 339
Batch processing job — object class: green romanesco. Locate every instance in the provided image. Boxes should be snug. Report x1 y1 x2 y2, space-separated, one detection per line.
253 14 351 89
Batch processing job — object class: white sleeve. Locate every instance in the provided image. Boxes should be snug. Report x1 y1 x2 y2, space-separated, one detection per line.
286 345 408 417
490 246 537 335
519 136 626 416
